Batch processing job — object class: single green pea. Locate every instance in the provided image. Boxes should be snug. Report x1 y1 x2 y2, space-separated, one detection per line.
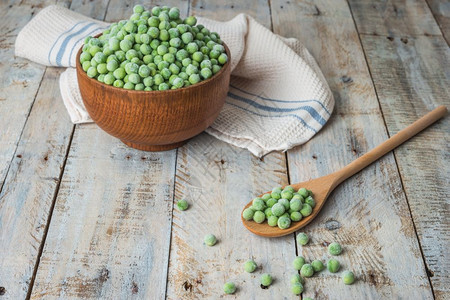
300 203 313 217
94 52 107 64
271 203 285 217
158 82 169 90
113 67 126 79
298 188 309 198
277 216 291 229
311 260 325 272
151 6 162 17
178 72 188 80
209 49 220 59
281 190 293 200
154 74 164 85
264 207 273 218
290 211 302 222
177 199 189 211
106 59 119 72
104 73 115 85
244 260 257 273
135 83 145 90
300 264 314 278
212 64 221 74
186 64 198 76
192 51 204 62
292 194 304 203
293 256 305 270
278 198 290 210
260 274 272 287
143 76 154 87
87 66 98 78
223 282 236 294
200 68 212 79
283 186 295 193
82 61 91 71
182 58 192 67
271 191 282 200
242 208 255 221
97 74 105 83
204 234 217 246
328 242 342 256
253 211 265 224
291 282 303 295
305 196 316 208
267 216 278 227
181 32 193 44
296 232 309 245
160 68 171 79
168 7 180 20
252 198 266 211
184 16 197 26
80 51 92 63
266 198 277 208
261 193 272 201
164 53 175 63
172 77 183 88
290 274 304 285
128 73 141 84
327 259 340 273
290 198 302 212
341 270 355 285
113 79 124 88
157 60 169 71
123 82 135 90
186 42 199 54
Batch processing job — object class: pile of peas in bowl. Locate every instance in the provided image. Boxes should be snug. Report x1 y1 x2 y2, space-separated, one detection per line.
242 186 316 230
79 5 228 91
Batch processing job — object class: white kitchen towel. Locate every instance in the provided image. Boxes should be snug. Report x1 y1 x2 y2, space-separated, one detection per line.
15 5 334 157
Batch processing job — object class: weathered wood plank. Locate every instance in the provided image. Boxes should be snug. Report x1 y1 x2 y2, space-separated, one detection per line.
360 34 450 300
272 0 434 298
348 0 441 37
0 68 73 300
426 0 450 44
29 1 182 299
67 0 109 20
166 1 299 299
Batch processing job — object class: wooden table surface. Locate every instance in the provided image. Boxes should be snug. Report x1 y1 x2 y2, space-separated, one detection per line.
0 0 449 299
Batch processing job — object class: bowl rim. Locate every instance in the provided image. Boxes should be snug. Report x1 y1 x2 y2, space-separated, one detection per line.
76 38 231 94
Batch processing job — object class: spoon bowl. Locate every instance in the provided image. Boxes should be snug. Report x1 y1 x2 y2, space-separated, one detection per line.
242 106 447 237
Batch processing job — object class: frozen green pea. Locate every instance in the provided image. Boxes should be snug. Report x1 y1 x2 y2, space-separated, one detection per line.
328 242 342 256
200 68 212 79
186 42 199 54
291 282 303 295
283 186 295 193
290 211 302 222
104 73 115 85
158 60 169 70
172 77 184 88
188 73 200 84
261 193 272 201
327 259 340 273
179 72 188 80
264 207 273 218
252 198 266 211
133 4 144 13
185 16 197 26
151 6 161 16
143 76 154 87
311 260 324 272
281 212 290 219
292 194 304 203
300 203 313 217
140 44 151 55
212 64 221 74
123 82 135 90
281 190 293 200
97 74 105 83
342 270 355 285
266 198 277 208
138 65 150 77
267 216 278 227
278 216 291 229
164 53 175 63
209 49 220 59
135 83 144 90
154 74 164 85
113 79 124 88
177 199 189 211
82 61 91 72
168 28 180 38
300 264 314 277
271 203 285 217
278 198 290 210
148 27 160 39
94 52 107 63
113 67 126 79
223 282 236 294
253 211 265 224
80 51 92 63
168 7 180 20
296 232 309 245
260 273 272 287
128 73 141 84
106 59 119 72
290 198 302 212
305 196 316 208
160 68 171 79
125 62 139 74
290 274 304 285
243 208 255 221
159 29 169 41
298 188 309 198
271 191 281 200
186 64 198 75
181 32 193 44
87 66 98 78
192 51 203 62
244 260 257 273
158 82 169 90
213 44 225 53
204 234 217 246
293 256 305 270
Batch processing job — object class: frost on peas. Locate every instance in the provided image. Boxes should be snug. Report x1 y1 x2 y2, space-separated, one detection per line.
296 232 309 245
291 282 303 295
292 256 305 270
244 260 257 273
298 188 309 198
277 216 291 229
311 260 324 272
341 270 355 285
252 198 266 211
327 259 340 273
271 203 285 217
305 196 316 208
267 216 278 227
253 211 266 224
300 203 313 217
242 207 255 221
328 242 342 256
223 282 236 294
266 198 277 208
278 198 290 210
264 207 273 218
260 274 273 287
290 198 302 212
261 193 272 201
176 199 189 211
300 264 314 278
204 234 217 246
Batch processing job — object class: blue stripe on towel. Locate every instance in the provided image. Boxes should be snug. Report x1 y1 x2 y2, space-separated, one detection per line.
48 21 88 64
68 25 109 66
55 22 97 66
230 84 331 116
225 101 317 133
227 92 327 126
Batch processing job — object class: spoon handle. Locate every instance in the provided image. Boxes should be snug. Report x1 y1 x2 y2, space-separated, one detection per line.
333 105 447 186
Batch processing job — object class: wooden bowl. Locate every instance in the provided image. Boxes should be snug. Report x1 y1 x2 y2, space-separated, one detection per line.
76 45 231 151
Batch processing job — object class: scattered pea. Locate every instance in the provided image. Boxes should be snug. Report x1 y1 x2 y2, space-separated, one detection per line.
290 274 304 285
291 282 304 295
341 270 355 285
311 260 324 272
327 259 340 273
176 199 189 211
260 273 273 287
293 256 305 270
244 260 257 273
328 242 342 256
300 264 314 277
223 282 236 294
204 234 217 246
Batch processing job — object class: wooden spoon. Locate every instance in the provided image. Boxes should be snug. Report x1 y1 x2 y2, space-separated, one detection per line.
242 105 447 237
